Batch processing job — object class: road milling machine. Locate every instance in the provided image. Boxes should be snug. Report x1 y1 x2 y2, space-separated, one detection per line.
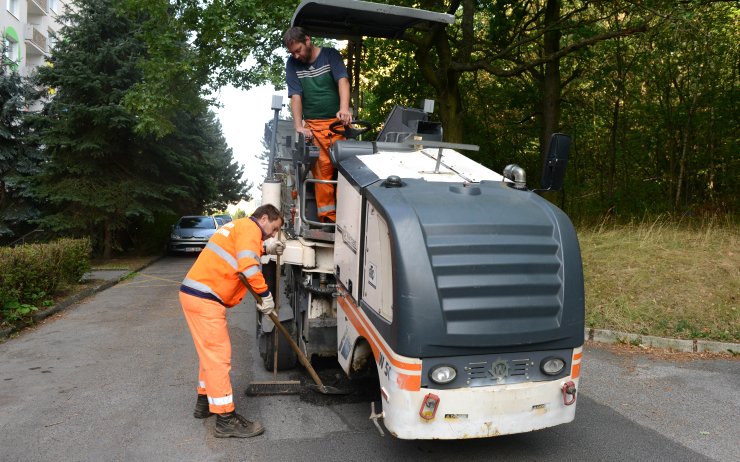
257 0 585 440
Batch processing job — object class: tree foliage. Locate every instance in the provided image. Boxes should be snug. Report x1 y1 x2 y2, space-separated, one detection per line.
33 0 249 257
0 61 43 237
121 0 294 136
32 0 735 233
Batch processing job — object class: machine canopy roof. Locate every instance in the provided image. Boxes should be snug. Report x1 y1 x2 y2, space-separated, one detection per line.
290 0 454 40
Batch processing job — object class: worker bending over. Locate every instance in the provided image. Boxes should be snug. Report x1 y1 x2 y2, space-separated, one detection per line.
179 204 285 438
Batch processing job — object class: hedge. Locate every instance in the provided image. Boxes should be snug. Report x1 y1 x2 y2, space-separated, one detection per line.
0 238 91 325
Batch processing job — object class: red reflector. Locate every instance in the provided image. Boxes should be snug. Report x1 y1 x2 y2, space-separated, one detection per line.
419 393 440 420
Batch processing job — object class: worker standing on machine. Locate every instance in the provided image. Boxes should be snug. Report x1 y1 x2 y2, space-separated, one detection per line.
284 26 352 223
179 204 285 438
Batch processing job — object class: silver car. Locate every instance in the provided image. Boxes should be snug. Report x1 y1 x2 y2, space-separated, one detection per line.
168 216 218 254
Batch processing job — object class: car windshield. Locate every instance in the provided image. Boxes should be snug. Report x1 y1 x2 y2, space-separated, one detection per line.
178 217 215 229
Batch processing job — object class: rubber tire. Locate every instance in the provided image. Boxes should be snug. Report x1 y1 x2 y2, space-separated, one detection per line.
263 318 298 371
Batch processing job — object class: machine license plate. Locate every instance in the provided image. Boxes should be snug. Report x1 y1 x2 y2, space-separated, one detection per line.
185 247 202 252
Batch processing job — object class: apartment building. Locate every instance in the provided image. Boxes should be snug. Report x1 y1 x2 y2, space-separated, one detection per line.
1 0 66 76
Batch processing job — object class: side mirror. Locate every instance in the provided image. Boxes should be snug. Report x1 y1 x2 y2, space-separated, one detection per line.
539 133 571 192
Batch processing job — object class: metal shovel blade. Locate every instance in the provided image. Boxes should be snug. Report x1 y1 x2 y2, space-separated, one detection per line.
307 383 352 395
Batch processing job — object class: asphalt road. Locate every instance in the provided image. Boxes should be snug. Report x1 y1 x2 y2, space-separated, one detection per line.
0 257 737 462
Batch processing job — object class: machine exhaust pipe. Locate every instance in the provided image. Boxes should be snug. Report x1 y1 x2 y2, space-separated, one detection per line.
503 164 527 190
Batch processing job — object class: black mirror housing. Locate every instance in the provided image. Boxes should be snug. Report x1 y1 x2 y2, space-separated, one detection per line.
540 133 571 192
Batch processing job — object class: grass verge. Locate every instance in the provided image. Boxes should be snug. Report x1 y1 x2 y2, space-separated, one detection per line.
579 216 738 343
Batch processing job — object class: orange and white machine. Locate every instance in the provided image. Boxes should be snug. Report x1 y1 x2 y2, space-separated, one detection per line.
258 0 584 440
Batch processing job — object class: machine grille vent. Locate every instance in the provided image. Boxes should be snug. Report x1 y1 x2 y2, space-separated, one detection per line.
465 358 532 386
423 223 563 338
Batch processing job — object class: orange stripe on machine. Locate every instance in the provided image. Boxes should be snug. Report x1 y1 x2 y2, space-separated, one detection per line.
337 294 422 391
571 348 583 379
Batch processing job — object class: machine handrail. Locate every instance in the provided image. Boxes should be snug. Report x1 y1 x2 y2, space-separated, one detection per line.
301 178 338 228
7 228 45 247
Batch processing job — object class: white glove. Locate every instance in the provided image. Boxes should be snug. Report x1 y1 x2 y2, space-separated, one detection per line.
256 293 275 316
265 239 285 255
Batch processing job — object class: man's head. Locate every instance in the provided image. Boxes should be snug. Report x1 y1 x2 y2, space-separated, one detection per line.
284 26 313 63
251 204 284 239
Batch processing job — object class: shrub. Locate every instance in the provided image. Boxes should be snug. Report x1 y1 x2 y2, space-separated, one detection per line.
0 238 91 326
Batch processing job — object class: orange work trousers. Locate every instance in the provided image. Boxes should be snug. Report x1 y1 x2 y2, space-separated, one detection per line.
180 291 235 414
305 118 345 223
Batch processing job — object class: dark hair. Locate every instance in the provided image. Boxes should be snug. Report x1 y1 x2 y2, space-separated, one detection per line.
283 26 308 47
252 204 283 223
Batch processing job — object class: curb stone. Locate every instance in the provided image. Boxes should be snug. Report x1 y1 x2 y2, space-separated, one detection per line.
0 256 162 341
585 328 738 354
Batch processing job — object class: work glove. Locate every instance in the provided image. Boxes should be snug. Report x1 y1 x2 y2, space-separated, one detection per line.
256 293 275 316
264 239 285 256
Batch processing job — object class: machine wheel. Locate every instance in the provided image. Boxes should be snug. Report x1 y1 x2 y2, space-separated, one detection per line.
329 119 372 139
262 318 298 371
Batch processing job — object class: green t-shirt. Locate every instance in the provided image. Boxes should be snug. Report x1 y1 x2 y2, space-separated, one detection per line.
286 47 349 120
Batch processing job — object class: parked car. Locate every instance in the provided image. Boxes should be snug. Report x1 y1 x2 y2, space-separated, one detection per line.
168 216 218 254
214 214 233 224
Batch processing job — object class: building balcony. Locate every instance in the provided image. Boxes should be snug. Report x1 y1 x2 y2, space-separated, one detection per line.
24 25 48 56
28 0 49 16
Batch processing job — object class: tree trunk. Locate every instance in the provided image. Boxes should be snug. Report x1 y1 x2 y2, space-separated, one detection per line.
436 77 464 142
540 0 562 166
103 219 113 260
674 94 698 211
608 98 620 207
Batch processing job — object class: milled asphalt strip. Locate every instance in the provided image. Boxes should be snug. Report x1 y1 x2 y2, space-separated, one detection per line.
2 259 737 355
0 257 162 340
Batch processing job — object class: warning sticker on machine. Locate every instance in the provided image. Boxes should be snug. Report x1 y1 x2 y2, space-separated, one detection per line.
367 262 377 288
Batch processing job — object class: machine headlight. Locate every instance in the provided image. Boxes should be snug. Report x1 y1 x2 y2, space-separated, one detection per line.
540 357 566 376
170 233 181 239
429 365 457 384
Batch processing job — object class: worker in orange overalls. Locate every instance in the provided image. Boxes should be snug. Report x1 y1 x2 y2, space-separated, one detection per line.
284 26 352 223
179 204 285 438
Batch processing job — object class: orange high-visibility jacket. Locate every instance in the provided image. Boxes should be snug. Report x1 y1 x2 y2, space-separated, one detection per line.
181 217 270 307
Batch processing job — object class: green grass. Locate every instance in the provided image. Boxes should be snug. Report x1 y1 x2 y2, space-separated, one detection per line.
579 216 739 343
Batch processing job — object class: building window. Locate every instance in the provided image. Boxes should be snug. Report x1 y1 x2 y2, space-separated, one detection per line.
4 37 18 64
48 29 56 52
49 0 57 13
6 0 19 17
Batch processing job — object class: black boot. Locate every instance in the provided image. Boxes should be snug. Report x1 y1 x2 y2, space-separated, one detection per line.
214 412 265 438
193 394 213 419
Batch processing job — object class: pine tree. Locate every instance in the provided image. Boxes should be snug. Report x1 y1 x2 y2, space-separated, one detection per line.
34 0 249 257
0 61 43 238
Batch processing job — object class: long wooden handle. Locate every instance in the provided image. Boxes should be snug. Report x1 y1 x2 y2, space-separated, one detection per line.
237 272 325 388
273 254 280 379
266 311 324 387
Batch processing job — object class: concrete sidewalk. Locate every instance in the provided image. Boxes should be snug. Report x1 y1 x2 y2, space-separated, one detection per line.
0 258 160 341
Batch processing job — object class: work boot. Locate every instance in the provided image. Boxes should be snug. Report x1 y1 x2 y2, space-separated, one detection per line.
214 412 265 438
193 394 213 419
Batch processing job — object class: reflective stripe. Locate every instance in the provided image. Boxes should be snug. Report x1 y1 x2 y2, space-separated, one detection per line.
237 249 259 261
181 278 225 303
318 204 336 213
242 265 259 278
199 381 206 388
206 242 238 270
207 394 233 406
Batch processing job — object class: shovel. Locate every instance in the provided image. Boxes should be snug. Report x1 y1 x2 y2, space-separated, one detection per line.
237 272 349 395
